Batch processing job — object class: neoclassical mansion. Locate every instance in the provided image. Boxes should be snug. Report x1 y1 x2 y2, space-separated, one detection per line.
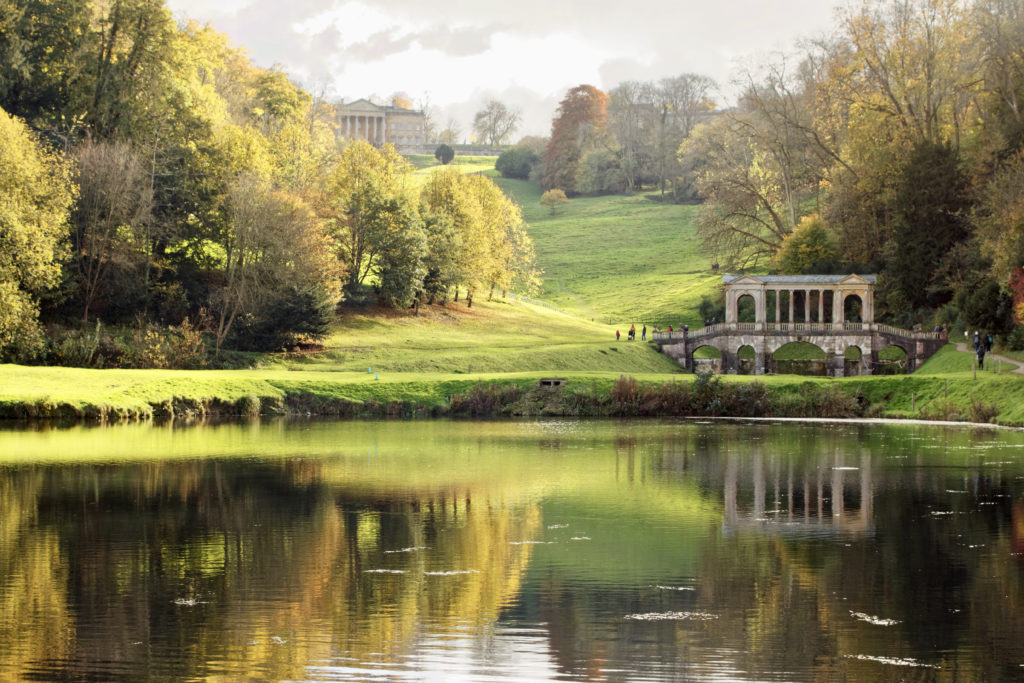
334 98 427 150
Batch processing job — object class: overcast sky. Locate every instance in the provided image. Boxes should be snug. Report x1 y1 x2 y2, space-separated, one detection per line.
164 0 846 139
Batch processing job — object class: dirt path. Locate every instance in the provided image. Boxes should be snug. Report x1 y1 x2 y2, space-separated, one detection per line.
954 343 1024 375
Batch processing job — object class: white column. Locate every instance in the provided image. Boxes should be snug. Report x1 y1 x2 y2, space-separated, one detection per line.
344 116 350 138
788 290 794 323
774 289 780 323
818 289 824 323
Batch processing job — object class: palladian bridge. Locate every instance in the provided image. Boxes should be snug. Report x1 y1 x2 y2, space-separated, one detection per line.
653 274 947 376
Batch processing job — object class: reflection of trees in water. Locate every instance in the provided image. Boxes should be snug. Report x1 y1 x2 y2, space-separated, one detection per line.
517 425 1024 681
0 461 541 680
0 471 72 677
685 438 1024 681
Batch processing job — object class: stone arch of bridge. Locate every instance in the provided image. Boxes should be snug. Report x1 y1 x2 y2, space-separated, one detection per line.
880 341 908 355
844 344 867 359
766 339 827 357
690 343 723 372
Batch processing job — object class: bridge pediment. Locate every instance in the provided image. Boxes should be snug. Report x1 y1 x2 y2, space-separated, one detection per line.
837 274 873 286
728 275 765 287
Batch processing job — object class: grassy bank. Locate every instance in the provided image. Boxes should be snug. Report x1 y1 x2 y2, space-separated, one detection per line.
3 354 1023 425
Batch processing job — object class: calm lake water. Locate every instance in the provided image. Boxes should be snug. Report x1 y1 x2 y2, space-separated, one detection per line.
1 418 1023 681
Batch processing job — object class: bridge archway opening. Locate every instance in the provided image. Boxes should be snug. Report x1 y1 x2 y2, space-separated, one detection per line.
877 345 907 375
772 341 827 376
692 344 722 373
737 345 756 375
844 346 863 376
737 295 756 323
823 290 837 323
843 294 864 323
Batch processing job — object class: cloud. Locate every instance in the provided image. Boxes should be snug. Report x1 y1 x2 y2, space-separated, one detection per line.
415 25 498 57
165 0 844 134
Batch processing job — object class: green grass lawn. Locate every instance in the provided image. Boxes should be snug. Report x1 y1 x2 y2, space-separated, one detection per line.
266 298 681 375
492 178 719 328
405 154 719 328
407 154 498 180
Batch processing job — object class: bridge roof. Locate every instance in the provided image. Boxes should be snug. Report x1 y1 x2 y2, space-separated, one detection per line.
722 274 877 285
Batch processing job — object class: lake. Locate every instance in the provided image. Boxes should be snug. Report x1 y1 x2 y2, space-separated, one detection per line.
1 418 1023 681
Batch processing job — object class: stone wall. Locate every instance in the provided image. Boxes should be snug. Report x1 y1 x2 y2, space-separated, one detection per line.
401 144 504 157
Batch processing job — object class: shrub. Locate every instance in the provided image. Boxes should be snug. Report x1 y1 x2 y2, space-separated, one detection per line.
434 144 454 164
449 382 524 416
611 374 640 415
968 400 999 424
495 146 539 179
229 285 334 351
1005 324 1024 351
540 189 569 215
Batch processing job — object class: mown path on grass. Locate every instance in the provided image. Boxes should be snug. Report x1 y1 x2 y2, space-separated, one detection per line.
955 342 1024 374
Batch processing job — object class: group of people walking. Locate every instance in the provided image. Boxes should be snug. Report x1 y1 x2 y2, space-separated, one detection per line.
973 330 994 366
616 324 647 341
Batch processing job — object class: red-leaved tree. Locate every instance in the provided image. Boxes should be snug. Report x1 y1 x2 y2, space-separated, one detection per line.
541 85 608 194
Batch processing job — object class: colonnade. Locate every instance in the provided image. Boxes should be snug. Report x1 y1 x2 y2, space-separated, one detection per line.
723 276 876 325
766 289 850 323
340 114 386 145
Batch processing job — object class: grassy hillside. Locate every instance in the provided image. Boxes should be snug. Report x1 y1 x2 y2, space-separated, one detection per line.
493 177 719 327
404 155 720 327
266 298 682 375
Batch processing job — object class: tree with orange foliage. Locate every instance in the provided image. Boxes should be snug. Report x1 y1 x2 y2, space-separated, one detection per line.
541 85 608 194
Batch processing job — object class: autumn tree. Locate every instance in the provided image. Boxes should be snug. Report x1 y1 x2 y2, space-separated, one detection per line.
70 138 153 323
608 81 656 192
652 74 716 197
541 85 608 193
973 0 1024 151
322 141 421 299
681 113 797 268
540 189 569 215
420 168 537 305
976 149 1024 285
214 174 341 351
0 0 92 136
472 100 520 146
0 107 75 360
774 214 839 273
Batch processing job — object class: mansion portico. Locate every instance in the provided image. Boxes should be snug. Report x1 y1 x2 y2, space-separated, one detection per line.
335 98 427 149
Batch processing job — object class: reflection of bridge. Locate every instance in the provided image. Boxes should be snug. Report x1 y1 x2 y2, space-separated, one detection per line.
723 451 874 536
654 321 947 375
653 274 947 376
